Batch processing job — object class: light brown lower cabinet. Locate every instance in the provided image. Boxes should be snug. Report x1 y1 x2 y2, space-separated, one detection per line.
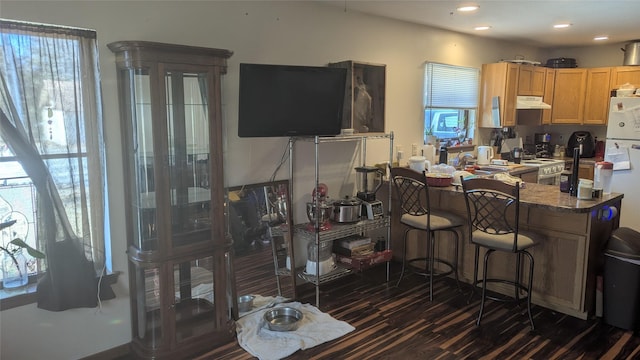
390 187 621 320
578 163 595 181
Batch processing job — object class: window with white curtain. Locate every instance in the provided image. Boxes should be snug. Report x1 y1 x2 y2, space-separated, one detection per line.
423 62 479 146
0 19 110 310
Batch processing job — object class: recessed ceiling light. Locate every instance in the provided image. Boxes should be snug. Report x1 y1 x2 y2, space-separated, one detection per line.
553 23 572 29
594 36 609 41
457 5 479 12
474 26 491 31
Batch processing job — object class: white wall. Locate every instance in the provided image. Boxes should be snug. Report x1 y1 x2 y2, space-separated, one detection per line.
0 1 618 358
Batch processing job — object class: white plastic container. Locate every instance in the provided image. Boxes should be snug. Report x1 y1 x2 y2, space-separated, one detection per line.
422 144 436 166
578 179 594 200
595 161 614 194
408 156 431 173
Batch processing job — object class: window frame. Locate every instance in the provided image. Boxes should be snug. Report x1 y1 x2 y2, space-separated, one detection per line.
423 62 479 147
0 19 110 309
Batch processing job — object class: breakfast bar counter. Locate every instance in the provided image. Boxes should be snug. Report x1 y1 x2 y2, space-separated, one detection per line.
385 182 624 320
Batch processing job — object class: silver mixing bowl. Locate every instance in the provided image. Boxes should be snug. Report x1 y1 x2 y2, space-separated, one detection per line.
238 294 255 312
263 306 303 331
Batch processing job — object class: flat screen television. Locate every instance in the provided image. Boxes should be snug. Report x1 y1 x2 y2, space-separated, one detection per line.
238 63 347 137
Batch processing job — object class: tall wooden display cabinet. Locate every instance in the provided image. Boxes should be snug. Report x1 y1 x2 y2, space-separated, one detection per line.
108 41 235 359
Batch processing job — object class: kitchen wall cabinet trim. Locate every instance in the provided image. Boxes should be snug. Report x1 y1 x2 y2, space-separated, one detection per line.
108 41 235 359
289 133 393 307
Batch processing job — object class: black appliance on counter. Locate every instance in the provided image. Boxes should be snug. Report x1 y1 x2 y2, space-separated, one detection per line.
566 131 595 158
535 133 553 158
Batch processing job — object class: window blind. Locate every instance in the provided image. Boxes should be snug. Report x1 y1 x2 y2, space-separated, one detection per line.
424 63 479 109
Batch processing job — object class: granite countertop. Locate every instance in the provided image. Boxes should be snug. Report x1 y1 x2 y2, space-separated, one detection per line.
508 166 537 176
437 182 623 214
551 156 601 166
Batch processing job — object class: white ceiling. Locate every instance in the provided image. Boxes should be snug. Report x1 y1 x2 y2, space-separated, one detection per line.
320 0 640 48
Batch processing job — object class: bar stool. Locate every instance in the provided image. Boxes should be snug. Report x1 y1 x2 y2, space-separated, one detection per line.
461 177 542 330
389 166 464 301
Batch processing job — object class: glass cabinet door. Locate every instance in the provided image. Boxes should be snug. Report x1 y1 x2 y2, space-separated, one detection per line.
165 70 212 249
124 68 158 252
123 68 215 254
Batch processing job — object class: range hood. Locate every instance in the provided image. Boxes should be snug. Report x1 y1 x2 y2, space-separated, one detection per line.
516 96 551 110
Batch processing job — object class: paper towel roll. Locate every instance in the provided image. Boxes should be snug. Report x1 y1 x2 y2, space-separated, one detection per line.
422 145 436 165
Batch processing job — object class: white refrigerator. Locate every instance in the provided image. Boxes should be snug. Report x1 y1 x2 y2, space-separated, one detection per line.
605 97 640 232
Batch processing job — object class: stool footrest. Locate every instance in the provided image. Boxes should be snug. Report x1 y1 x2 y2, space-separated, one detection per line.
407 257 455 278
470 278 530 303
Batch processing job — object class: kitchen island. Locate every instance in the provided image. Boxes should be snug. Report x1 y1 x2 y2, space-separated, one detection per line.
387 182 623 320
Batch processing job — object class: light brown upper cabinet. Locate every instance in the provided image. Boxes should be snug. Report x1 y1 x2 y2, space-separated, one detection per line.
517 65 546 96
479 62 519 128
551 68 587 124
610 66 640 89
483 62 616 127
583 67 612 125
550 67 611 125
541 68 555 125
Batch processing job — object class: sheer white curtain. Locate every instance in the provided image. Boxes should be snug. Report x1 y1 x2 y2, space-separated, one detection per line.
0 19 108 310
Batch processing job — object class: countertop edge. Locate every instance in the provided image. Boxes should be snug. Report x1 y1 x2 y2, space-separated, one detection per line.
437 183 623 213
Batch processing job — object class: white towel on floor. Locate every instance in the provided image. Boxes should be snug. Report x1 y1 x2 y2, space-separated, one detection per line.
236 297 355 360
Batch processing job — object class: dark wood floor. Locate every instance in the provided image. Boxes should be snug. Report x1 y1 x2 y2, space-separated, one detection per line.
195 245 640 360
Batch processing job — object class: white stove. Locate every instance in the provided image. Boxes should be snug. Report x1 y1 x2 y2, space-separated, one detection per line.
520 158 566 185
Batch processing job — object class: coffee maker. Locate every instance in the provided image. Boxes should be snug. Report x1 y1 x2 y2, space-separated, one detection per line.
534 133 552 158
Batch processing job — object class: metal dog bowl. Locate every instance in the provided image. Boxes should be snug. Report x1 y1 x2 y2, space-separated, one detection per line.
263 307 303 331
238 295 255 312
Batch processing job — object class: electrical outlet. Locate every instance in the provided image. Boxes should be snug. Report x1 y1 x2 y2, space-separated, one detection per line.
411 143 418 156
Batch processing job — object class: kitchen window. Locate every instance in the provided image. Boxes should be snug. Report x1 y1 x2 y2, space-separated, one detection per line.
0 20 110 310
423 63 479 146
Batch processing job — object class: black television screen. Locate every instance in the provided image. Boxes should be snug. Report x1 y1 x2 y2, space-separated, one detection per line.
238 63 347 137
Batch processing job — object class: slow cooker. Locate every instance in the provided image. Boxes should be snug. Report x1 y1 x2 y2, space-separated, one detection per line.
332 197 362 223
